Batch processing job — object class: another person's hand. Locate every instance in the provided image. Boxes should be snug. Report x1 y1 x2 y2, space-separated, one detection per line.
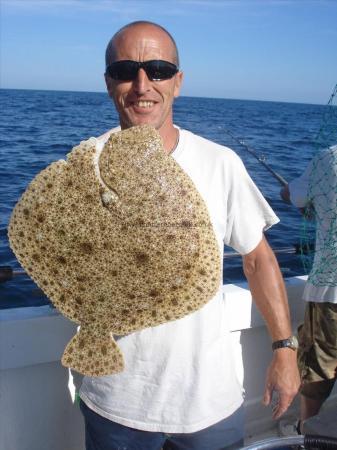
280 184 315 219
299 202 315 220
262 348 301 419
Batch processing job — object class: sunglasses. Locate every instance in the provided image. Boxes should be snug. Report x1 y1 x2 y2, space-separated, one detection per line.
105 59 179 82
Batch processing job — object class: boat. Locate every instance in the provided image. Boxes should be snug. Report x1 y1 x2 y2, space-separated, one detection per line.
1 275 336 449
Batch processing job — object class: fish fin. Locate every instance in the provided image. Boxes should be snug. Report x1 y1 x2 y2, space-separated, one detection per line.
61 327 124 376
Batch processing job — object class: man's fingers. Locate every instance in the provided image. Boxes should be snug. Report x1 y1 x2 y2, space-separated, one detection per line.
264 382 295 418
263 383 272 406
272 402 290 420
271 393 293 419
272 406 283 420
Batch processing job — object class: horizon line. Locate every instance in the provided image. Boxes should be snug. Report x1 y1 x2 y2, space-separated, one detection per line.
0 87 325 107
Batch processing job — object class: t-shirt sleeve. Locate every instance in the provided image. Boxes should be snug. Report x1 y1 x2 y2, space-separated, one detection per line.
288 159 314 208
224 154 279 255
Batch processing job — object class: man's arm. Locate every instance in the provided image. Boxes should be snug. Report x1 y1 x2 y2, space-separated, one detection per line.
242 235 301 419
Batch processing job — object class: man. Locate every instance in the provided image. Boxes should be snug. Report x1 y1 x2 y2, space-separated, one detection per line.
79 21 300 449
281 145 337 432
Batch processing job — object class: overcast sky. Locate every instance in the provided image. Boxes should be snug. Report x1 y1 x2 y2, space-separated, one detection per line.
1 0 337 104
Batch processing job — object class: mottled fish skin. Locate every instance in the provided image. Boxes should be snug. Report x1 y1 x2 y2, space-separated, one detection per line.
8 125 221 377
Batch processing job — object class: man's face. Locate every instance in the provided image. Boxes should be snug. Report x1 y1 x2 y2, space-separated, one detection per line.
105 25 183 136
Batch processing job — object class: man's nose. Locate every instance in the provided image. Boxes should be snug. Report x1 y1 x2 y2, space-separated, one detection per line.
133 68 151 94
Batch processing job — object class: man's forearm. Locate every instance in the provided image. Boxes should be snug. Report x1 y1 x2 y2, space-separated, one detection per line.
242 235 300 419
242 236 292 340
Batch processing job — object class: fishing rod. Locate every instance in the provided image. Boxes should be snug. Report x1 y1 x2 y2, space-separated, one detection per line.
0 242 315 284
224 83 336 187
327 83 337 105
223 128 288 187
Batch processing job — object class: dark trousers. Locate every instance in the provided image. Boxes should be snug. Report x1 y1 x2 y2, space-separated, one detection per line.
80 400 244 450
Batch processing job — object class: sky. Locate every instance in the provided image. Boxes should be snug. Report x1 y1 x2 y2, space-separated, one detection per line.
1 0 337 104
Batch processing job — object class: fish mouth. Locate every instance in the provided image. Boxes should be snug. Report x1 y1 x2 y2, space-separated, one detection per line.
92 139 121 212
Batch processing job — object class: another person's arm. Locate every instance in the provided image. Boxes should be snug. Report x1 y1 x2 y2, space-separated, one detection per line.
281 183 314 218
280 159 316 218
243 236 301 419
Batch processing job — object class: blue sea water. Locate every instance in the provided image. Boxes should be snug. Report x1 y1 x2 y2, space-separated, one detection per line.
0 88 324 309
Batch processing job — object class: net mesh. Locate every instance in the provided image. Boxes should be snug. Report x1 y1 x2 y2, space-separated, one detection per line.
300 84 337 286
314 84 337 151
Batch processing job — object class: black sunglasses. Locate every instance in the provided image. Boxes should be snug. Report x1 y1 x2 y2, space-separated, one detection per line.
105 59 179 81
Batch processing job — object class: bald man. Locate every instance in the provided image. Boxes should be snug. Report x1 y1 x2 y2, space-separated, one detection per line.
78 21 300 450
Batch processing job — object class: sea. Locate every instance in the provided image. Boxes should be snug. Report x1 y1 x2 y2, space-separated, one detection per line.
0 88 325 309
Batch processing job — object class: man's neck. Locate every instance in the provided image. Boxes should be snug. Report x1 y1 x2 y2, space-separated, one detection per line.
159 126 179 154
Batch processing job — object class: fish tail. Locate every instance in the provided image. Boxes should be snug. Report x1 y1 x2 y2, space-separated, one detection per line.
61 326 124 376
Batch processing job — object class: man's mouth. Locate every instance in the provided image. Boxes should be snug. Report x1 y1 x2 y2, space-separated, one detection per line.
133 100 156 108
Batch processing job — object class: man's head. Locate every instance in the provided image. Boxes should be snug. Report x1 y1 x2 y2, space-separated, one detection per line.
104 21 183 144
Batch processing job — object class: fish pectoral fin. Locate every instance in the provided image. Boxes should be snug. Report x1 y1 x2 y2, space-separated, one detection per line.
61 326 125 376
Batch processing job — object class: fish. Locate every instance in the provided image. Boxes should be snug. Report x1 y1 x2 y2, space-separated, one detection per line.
8 125 221 376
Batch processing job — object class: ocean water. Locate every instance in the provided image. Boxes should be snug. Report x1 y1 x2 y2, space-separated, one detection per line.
0 89 324 309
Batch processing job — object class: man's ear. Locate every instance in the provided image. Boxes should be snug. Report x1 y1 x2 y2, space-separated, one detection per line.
105 74 114 98
174 71 183 98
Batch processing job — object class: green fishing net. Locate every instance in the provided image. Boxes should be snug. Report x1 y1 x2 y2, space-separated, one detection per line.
314 84 337 151
300 84 337 285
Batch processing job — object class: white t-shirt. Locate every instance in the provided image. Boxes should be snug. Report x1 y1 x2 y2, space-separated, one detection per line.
289 145 337 303
79 127 279 433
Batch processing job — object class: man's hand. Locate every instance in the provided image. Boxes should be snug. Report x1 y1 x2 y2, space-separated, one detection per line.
263 349 300 419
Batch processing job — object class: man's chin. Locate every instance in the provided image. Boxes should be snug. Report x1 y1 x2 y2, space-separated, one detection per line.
121 117 160 130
